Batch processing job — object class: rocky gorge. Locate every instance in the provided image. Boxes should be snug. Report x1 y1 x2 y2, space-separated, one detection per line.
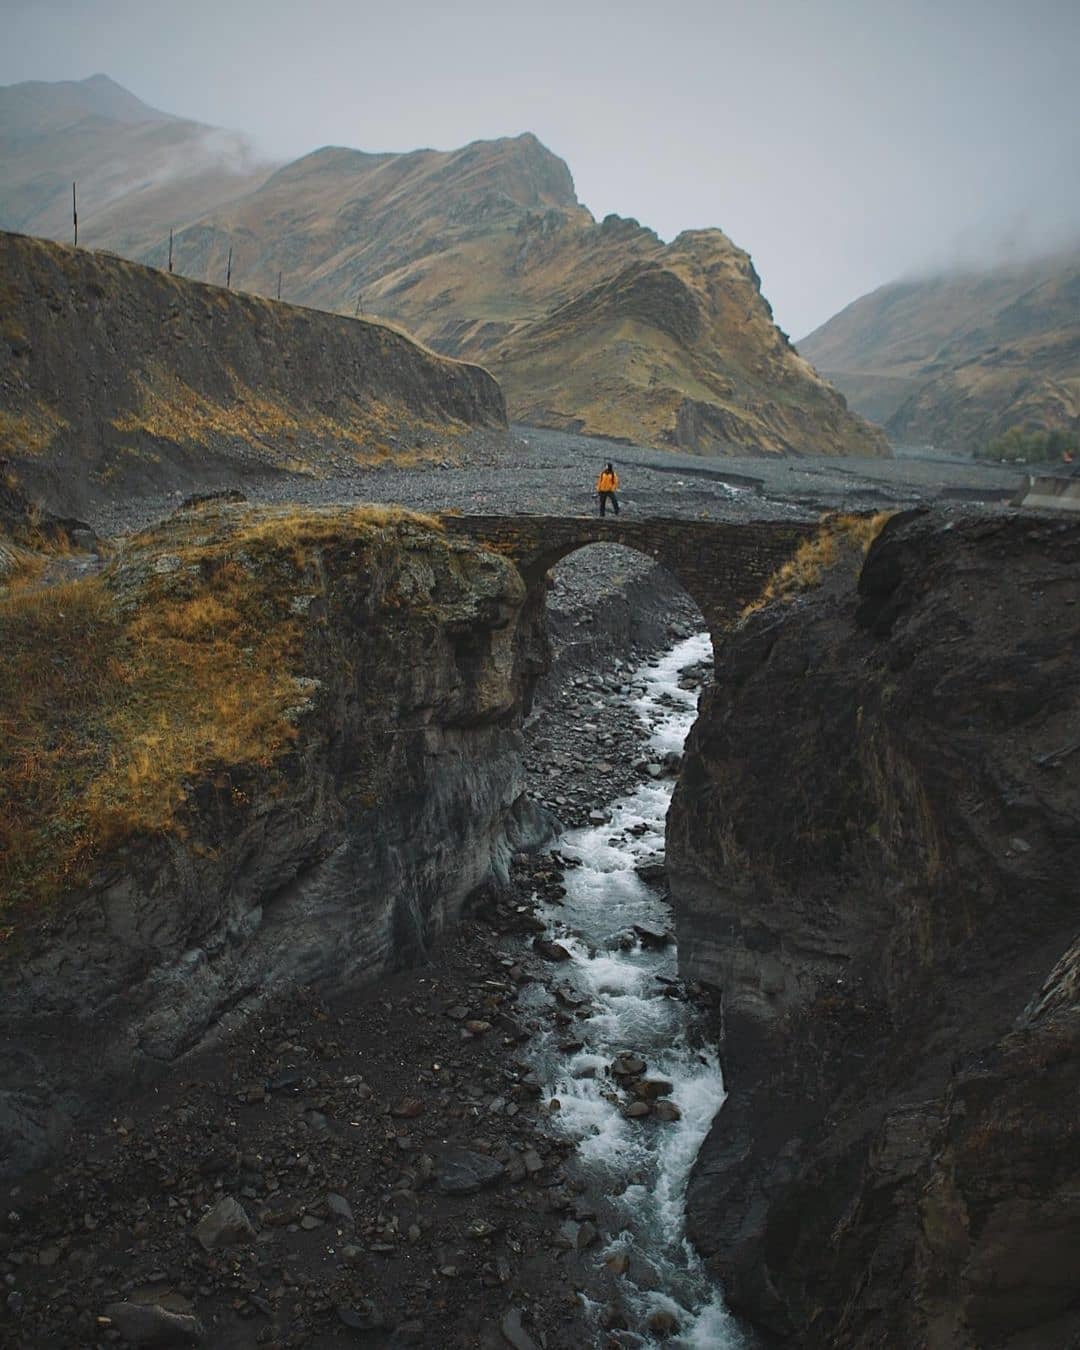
0 489 725 1349
1 439 1077 1347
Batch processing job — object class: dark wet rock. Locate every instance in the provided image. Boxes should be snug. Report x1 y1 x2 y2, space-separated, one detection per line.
320 1194 352 1227
336 1300 386 1332
102 1301 203 1346
647 1308 680 1337
556 1219 592 1250
633 1079 674 1100
193 1196 255 1252
434 1146 506 1195
521 1148 544 1176
632 922 670 945
533 938 573 962
501 1306 539 1350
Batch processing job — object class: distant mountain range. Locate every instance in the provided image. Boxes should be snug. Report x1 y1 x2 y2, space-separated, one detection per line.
798 251 1080 452
0 75 887 459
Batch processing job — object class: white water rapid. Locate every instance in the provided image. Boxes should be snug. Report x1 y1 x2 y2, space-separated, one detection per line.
523 633 746 1348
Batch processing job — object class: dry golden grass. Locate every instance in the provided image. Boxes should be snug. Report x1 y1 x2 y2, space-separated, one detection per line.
0 544 47 596
111 367 462 466
0 503 443 923
741 512 894 619
0 403 69 457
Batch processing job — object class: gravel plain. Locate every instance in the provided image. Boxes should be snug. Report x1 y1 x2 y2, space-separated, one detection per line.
86 424 1026 538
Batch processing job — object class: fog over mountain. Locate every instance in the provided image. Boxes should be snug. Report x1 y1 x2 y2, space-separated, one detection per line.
2 0 1078 338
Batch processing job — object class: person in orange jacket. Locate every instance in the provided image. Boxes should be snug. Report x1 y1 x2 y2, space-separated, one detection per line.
596 462 620 517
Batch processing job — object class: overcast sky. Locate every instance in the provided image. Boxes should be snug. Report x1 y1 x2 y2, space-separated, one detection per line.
3 0 1079 337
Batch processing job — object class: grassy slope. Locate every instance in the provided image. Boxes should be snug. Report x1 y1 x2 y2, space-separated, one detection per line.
0 232 505 514
799 252 1080 448
0 504 442 928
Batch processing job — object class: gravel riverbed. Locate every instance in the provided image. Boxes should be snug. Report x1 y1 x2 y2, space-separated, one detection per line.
83 424 1024 538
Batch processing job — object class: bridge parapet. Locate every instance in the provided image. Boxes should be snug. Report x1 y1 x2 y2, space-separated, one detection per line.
441 514 819 642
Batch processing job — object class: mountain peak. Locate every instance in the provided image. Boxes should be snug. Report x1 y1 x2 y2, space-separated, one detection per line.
447 132 578 210
0 72 176 133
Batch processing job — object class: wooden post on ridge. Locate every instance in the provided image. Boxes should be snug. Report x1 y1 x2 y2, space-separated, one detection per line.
168 228 174 274
72 182 78 248
226 246 232 289
277 270 282 301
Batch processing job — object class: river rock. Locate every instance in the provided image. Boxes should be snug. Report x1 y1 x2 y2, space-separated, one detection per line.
632 921 670 945
434 1146 506 1194
326 1192 354 1223
102 1301 203 1346
557 1219 599 1251
533 938 572 962
193 1196 255 1252
647 1308 680 1336
501 1306 539 1350
337 1301 385 1332
634 1078 674 1100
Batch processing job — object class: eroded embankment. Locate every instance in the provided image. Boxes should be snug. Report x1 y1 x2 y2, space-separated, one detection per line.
0 499 549 1178
668 510 1080 1347
0 231 506 517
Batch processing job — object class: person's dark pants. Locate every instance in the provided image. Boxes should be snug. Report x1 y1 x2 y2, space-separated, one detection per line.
598 491 619 517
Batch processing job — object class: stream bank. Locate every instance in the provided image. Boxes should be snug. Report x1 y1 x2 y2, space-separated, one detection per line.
1 552 727 1349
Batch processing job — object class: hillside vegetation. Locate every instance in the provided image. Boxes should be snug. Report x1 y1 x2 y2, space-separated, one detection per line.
0 232 505 515
0 75 887 460
799 250 1080 452
0 501 445 923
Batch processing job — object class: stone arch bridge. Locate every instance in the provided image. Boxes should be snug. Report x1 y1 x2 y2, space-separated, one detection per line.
441 514 822 646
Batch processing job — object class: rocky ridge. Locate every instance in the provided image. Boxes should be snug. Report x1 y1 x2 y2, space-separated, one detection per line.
1 75 888 460
0 231 505 518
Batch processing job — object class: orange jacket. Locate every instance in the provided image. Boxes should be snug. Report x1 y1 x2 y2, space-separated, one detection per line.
596 469 618 492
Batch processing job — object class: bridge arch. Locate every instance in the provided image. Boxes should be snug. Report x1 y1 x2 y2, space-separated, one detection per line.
441 514 819 650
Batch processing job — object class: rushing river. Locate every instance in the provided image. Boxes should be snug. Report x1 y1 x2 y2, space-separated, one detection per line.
522 634 746 1348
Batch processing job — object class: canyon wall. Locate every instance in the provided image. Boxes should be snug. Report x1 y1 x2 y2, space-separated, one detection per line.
0 232 505 518
0 500 549 1178
668 510 1080 1346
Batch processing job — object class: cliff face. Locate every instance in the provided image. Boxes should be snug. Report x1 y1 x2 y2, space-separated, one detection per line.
490 231 888 458
0 500 550 1178
667 511 1080 1346
0 231 505 517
